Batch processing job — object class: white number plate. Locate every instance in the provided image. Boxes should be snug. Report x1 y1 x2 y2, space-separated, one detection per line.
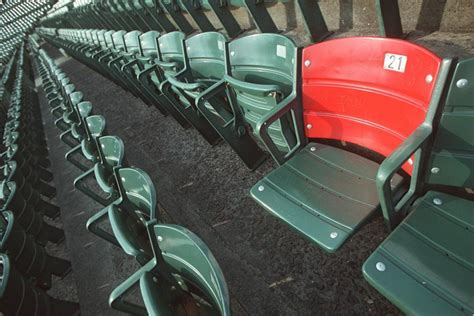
383 53 408 73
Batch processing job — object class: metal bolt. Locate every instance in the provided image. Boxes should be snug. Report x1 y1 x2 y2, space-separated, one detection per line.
258 185 264 192
157 236 163 242
431 167 440 174
408 158 413 165
330 232 338 239
376 262 386 272
310 146 316 152
230 51 235 56
304 60 311 67
425 74 433 84
433 198 442 206
306 124 312 129
456 78 468 88
187 46 190 51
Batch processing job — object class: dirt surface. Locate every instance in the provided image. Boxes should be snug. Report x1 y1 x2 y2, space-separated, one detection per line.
35 29 473 315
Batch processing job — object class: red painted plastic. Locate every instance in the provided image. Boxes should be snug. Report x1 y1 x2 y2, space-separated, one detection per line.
302 37 442 174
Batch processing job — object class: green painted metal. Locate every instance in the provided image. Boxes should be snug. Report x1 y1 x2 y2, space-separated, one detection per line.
109 221 230 315
86 167 158 264
364 58 474 314
95 135 126 194
197 33 303 169
132 31 171 115
363 191 474 315
251 143 405 252
74 135 125 206
375 0 404 38
426 57 474 188
0 253 79 315
161 31 224 145
0 210 71 289
81 114 106 160
134 31 191 126
376 59 452 230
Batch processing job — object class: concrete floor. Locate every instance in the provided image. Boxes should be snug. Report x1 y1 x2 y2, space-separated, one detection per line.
35 28 473 315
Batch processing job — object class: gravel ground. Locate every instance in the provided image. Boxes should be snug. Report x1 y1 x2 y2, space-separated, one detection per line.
35 29 473 315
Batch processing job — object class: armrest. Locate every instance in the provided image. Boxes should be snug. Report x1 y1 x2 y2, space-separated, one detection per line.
255 94 302 165
167 75 206 91
108 55 125 68
108 260 155 316
121 59 139 72
224 74 281 97
195 79 226 107
154 60 178 70
97 51 113 62
376 123 433 229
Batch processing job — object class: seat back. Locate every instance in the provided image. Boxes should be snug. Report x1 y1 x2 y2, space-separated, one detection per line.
85 114 106 139
426 57 474 188
112 30 127 51
124 30 142 54
147 223 230 315
227 33 298 152
94 135 125 193
110 167 157 259
185 32 226 82
139 31 160 59
116 167 156 218
103 30 115 49
157 31 185 74
302 37 442 174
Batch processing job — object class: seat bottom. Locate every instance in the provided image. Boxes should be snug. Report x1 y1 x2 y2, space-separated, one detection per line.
251 142 404 252
363 191 474 315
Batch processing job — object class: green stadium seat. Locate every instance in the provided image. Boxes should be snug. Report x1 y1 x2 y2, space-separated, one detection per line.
363 57 474 315
86 167 157 264
161 31 223 145
136 31 191 127
197 33 299 169
109 220 230 315
74 135 126 206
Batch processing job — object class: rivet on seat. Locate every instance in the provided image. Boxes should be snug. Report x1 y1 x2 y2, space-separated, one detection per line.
310 146 316 152
433 198 443 206
376 262 386 272
425 74 433 83
306 124 312 129
431 167 440 174
304 60 311 67
330 232 338 239
456 78 468 88
258 185 264 192
157 236 163 242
